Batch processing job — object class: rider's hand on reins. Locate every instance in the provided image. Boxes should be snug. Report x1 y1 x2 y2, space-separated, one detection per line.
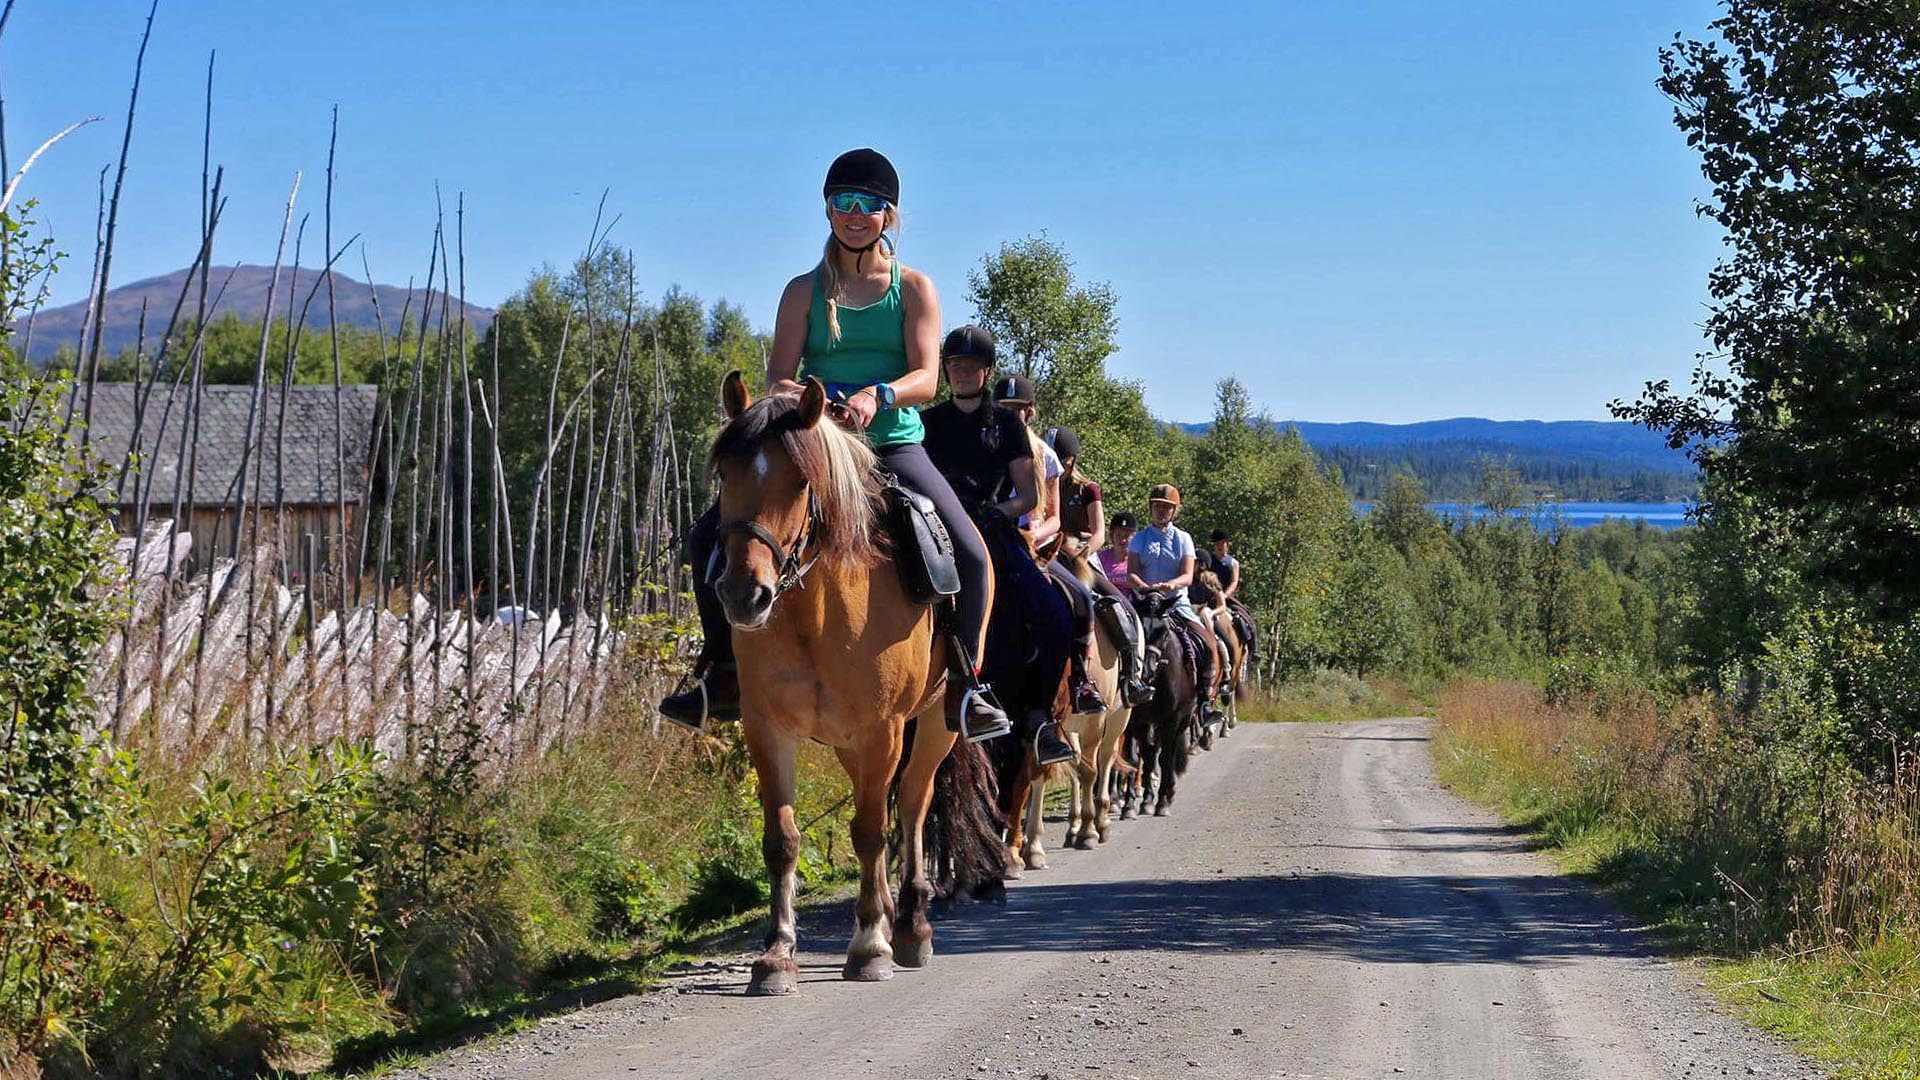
826 388 877 432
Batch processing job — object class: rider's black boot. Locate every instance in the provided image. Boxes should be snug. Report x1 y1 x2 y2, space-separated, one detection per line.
1095 595 1155 706
1033 715 1077 767
947 677 1013 743
1069 672 1107 715
658 661 740 731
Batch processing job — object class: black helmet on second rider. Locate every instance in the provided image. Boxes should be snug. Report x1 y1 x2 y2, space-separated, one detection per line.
941 324 996 366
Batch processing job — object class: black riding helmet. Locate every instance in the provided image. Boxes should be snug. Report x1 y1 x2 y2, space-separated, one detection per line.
1110 510 1138 530
1045 426 1082 460
941 325 996 364
992 374 1035 407
1210 528 1230 543
823 148 900 204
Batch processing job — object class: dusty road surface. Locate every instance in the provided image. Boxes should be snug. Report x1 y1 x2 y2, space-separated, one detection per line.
405 719 1825 1080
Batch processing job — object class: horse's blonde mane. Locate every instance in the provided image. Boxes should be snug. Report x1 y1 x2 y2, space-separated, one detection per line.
709 394 884 569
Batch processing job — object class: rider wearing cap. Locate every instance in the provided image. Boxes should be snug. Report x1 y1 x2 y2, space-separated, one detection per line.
921 326 1078 767
661 148 1010 742
1127 484 1225 726
1206 528 1241 602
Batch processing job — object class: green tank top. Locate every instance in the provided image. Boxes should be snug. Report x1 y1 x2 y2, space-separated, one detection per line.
801 260 922 448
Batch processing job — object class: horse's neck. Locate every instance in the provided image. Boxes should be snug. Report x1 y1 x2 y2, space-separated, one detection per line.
766 550 923 655
764 557 839 641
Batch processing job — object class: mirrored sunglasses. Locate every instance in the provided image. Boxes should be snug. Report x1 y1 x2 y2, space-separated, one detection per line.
828 190 891 215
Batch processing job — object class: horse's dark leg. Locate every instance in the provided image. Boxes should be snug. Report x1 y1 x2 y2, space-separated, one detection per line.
1155 695 1183 815
745 723 802 995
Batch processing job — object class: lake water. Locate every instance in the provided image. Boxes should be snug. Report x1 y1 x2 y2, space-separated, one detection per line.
1353 501 1694 531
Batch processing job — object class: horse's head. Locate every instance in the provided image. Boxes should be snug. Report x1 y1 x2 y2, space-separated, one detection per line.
706 371 880 629
1134 589 1177 622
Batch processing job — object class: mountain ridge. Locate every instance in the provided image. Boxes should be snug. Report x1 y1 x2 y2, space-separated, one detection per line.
1174 416 1696 502
13 264 495 365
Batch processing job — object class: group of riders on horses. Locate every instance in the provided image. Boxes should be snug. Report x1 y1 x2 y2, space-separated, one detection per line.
657 146 1254 767
666 147 1260 992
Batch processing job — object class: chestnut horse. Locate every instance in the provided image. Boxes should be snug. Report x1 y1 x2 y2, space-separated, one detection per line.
708 373 967 994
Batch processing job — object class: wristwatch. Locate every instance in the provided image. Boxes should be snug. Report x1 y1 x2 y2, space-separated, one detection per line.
867 382 897 409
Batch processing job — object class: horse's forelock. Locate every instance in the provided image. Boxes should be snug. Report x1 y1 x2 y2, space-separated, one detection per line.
710 394 882 568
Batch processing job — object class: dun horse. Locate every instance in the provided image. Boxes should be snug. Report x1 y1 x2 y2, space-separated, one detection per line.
1019 538 1132 867
708 372 968 994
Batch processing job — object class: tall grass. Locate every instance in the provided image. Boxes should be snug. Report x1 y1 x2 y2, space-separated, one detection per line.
28 666 855 1080
1434 680 1920 1078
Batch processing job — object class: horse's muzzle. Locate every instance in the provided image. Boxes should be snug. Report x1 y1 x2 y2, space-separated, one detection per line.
716 574 776 629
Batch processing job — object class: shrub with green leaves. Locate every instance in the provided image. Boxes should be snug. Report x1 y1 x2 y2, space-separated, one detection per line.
0 205 124 1073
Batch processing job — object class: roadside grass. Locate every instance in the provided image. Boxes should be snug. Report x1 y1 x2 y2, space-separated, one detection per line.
1433 680 1920 1080
1236 668 1434 724
317 710 858 1079
57 677 858 1080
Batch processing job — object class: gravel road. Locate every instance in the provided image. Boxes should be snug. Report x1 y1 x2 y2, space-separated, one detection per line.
402 718 1826 1080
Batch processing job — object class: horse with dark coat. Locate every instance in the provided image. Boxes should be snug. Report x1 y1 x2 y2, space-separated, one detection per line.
1120 589 1202 817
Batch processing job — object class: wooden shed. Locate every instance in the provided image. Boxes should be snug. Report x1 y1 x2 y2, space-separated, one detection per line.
76 382 382 589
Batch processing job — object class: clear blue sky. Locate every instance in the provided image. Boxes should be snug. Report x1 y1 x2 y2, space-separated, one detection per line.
6 0 1722 423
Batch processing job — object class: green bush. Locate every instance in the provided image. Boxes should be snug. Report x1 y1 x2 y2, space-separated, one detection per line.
1 218 124 1069
74 746 381 1078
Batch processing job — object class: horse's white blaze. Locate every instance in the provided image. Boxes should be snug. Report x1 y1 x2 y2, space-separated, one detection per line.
751 448 773 482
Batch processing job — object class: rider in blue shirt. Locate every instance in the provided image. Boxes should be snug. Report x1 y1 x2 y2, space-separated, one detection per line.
1127 484 1225 726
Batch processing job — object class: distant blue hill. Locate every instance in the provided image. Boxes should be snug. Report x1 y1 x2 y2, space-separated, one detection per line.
1175 418 1696 502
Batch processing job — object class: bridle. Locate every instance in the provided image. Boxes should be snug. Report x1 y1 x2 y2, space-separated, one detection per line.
708 487 825 600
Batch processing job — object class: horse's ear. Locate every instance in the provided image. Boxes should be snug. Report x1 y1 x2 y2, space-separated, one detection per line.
797 377 826 429
721 370 751 419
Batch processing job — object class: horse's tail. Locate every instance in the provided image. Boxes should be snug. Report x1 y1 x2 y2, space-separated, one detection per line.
939 738 1014 899
902 726 1011 903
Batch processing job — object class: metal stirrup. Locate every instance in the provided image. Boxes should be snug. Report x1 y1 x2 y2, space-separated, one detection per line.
959 684 1011 744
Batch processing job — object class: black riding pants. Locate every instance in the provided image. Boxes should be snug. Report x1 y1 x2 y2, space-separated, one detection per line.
977 516 1073 730
684 441 993 672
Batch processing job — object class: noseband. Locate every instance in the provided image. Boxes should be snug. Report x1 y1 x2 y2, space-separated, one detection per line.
709 489 825 600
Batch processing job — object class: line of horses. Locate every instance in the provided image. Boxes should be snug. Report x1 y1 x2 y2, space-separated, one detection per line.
704 374 1249 995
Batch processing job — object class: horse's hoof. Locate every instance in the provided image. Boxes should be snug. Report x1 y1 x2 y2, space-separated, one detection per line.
1072 834 1095 851
1153 803 1171 817
747 962 798 996
974 878 1009 906
1096 826 1111 843
894 936 934 968
1003 864 1024 881
1023 850 1048 871
843 954 895 982
1119 807 1135 821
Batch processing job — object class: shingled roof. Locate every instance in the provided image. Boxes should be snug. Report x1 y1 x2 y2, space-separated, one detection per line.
73 383 380 508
